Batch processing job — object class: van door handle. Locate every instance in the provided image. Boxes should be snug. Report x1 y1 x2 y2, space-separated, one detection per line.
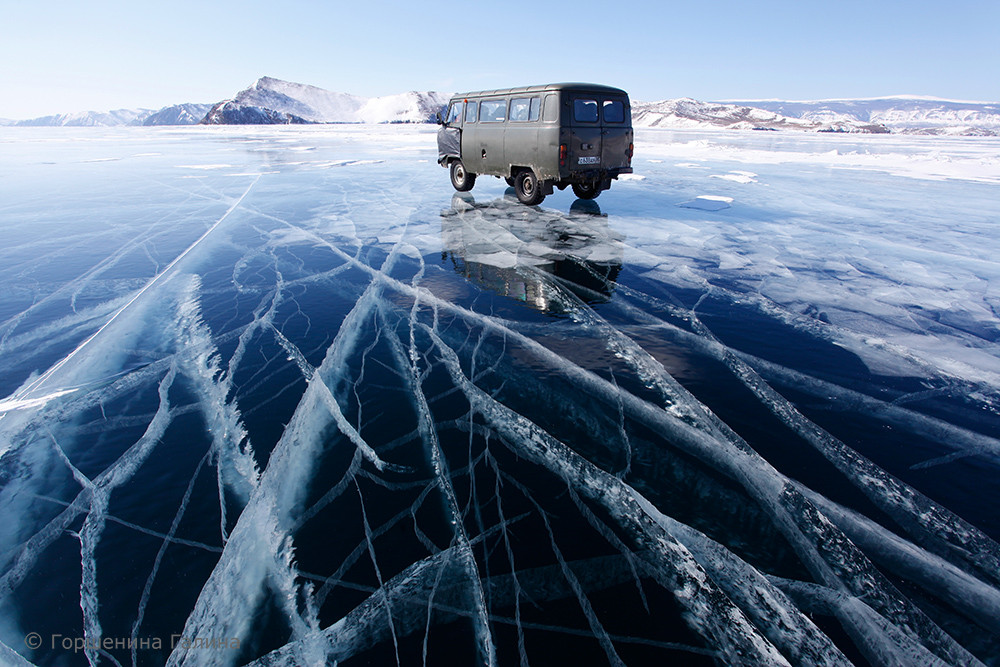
582 143 594 150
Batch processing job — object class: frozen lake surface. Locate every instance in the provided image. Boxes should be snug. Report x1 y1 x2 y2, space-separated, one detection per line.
1 125 999 666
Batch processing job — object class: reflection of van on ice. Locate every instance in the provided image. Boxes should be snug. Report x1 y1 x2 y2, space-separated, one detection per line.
437 83 633 205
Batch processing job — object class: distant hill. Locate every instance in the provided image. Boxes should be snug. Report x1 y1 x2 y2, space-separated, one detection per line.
715 97 1000 136
10 108 154 127
200 100 311 125
201 77 452 125
631 98 890 133
2 104 211 127
140 103 213 126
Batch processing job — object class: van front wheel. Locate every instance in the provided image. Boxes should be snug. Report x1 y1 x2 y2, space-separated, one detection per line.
572 181 601 200
450 160 476 192
514 171 545 205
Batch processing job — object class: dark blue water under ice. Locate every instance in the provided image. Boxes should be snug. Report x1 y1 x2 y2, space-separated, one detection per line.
1 126 999 666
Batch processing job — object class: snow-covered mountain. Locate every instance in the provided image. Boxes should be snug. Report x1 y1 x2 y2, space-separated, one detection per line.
631 98 890 133
200 101 311 125
716 97 1000 136
201 76 451 125
140 103 213 126
11 108 154 127
5 104 212 127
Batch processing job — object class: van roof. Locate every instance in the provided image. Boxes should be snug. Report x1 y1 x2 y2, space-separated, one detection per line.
451 83 628 100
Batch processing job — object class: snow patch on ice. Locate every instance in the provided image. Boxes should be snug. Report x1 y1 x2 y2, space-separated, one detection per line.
710 171 758 184
315 159 385 169
679 195 734 211
177 164 233 170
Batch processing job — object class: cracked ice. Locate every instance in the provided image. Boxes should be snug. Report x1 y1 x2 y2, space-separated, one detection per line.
1 125 1000 666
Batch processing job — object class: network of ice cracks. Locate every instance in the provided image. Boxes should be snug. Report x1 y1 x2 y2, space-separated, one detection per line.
1 126 1000 666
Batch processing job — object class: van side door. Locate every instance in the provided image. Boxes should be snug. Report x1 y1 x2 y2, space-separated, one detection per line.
437 100 464 163
460 100 478 169
475 97 507 175
503 96 541 177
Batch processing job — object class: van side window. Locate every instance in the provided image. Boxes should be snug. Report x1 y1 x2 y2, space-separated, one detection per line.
509 97 540 122
542 94 558 122
446 102 463 124
574 99 599 123
509 98 530 122
480 100 506 123
465 101 477 123
603 100 625 123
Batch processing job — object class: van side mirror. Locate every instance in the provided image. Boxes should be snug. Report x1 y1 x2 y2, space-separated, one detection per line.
435 112 444 125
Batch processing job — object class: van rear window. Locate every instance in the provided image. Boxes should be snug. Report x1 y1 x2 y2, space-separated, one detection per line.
574 99 599 123
603 100 625 123
480 100 506 123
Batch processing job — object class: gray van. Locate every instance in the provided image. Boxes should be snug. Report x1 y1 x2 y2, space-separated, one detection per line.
436 83 633 205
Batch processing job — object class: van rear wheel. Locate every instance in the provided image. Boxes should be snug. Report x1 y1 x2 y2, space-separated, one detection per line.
450 160 476 192
572 181 601 200
514 171 545 205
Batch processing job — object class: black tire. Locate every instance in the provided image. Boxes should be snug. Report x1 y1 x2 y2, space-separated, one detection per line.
505 177 516 187
514 170 545 205
572 181 601 200
450 160 476 192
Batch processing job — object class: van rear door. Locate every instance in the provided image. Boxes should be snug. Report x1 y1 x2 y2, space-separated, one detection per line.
568 96 602 173
600 97 632 170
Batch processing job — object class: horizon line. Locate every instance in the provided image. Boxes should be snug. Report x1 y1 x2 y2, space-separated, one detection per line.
3 84 998 122
714 94 998 105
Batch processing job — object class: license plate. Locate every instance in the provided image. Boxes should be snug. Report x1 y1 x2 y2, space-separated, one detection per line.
578 156 600 165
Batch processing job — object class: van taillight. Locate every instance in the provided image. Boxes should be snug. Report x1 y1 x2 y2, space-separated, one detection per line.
559 144 567 167
627 142 634 163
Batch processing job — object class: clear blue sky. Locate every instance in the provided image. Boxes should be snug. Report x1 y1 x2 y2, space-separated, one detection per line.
1 0 997 119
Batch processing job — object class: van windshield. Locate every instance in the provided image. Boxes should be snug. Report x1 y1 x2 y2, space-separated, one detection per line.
446 102 463 124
